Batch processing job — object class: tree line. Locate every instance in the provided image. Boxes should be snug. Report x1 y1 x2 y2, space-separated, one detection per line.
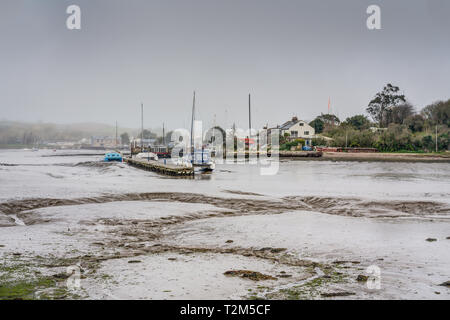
309 84 449 152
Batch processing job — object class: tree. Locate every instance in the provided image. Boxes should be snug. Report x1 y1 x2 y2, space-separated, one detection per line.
318 113 340 125
311 114 340 134
165 130 173 144
156 130 173 145
385 103 414 125
421 99 450 126
120 132 130 145
309 118 324 133
343 115 371 130
139 129 157 139
366 83 406 127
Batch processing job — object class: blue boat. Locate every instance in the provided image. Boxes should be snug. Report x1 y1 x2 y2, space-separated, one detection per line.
104 152 123 162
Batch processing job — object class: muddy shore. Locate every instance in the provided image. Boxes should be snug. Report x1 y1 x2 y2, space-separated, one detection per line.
287 152 450 163
1 149 449 300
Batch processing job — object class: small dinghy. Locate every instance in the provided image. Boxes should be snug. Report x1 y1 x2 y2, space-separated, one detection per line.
104 151 123 162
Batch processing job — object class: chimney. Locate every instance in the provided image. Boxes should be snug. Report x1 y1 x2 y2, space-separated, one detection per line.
292 116 298 122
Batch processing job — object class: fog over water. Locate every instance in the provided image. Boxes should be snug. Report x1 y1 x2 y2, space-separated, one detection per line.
1 0 449 130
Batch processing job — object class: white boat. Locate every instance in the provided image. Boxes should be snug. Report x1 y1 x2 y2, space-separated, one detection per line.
135 152 158 161
191 148 215 173
189 92 214 173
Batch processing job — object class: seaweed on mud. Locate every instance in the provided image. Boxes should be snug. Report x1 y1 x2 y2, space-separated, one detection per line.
224 270 277 281
222 190 264 196
262 268 350 300
0 256 85 300
320 291 355 297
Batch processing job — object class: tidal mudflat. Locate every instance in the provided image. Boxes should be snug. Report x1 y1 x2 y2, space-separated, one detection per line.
0 149 449 299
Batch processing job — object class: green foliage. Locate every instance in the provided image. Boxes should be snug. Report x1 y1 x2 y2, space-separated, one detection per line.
421 99 450 126
321 121 449 152
343 115 371 130
328 128 376 148
375 124 416 152
384 104 415 125
313 87 450 152
279 132 289 145
309 118 324 134
317 113 340 125
311 137 328 146
280 138 305 151
404 114 425 133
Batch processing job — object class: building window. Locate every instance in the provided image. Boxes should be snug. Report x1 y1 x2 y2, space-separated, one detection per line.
291 131 298 137
299 123 304 126
304 131 309 135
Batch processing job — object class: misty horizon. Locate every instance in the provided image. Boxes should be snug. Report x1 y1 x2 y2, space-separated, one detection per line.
1 0 449 131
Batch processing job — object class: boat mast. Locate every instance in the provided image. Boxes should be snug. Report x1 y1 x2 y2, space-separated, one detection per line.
190 91 196 160
212 114 216 145
248 94 252 150
115 121 118 148
248 93 251 133
141 103 144 150
162 122 165 146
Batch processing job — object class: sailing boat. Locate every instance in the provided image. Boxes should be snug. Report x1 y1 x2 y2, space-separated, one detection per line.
190 91 215 173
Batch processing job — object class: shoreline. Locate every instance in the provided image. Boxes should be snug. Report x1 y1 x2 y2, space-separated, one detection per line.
285 152 450 163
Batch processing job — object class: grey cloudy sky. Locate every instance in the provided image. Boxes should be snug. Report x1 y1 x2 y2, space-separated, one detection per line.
0 0 449 131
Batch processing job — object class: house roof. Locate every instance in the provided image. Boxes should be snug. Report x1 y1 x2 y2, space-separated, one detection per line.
279 121 293 130
269 118 311 131
280 119 308 130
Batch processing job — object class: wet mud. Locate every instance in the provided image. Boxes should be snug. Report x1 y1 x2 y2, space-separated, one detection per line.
1 192 449 227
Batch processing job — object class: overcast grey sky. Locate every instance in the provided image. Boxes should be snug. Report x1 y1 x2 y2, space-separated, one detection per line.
0 0 449 131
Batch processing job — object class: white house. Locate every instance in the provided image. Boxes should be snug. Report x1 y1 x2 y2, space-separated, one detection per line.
91 136 121 148
276 116 315 146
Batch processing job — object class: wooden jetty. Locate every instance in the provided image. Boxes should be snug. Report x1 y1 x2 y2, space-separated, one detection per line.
125 158 193 176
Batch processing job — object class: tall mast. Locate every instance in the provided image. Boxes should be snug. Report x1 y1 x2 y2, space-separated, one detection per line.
162 122 165 145
115 121 118 148
248 94 252 133
212 114 216 144
190 91 196 158
141 103 144 149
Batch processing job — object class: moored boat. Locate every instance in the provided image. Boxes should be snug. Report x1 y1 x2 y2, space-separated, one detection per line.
135 152 158 161
191 148 215 173
104 151 123 162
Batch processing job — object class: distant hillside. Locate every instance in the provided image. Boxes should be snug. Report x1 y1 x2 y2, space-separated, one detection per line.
0 121 139 145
